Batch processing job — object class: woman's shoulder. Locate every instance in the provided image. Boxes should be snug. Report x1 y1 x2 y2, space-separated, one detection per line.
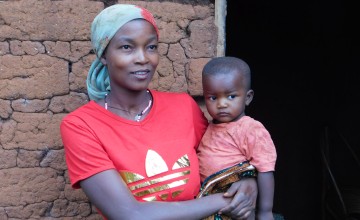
152 90 191 98
151 90 194 104
61 101 101 122
150 90 202 118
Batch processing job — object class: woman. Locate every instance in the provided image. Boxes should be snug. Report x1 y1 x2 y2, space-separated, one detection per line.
60 4 257 219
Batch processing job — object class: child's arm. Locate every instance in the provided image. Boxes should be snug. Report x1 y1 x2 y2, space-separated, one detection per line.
257 171 275 220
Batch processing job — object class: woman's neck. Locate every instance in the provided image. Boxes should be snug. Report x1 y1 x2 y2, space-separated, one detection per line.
104 89 153 121
108 89 149 108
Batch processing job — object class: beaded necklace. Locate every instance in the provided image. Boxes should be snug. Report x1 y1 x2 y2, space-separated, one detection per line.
104 90 152 122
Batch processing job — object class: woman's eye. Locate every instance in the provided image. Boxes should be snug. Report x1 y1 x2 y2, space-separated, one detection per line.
120 45 131 50
148 45 158 50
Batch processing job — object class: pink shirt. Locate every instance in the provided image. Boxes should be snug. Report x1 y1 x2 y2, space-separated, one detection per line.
197 116 277 182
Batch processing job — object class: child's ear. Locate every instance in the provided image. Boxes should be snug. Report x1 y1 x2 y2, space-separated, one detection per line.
245 89 254 106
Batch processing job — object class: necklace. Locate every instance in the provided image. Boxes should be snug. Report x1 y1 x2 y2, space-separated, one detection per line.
104 90 152 122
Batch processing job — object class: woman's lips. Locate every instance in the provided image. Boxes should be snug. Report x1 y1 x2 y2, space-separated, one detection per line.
131 70 150 79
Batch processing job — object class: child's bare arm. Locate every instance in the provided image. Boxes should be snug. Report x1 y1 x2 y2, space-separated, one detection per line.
257 171 275 220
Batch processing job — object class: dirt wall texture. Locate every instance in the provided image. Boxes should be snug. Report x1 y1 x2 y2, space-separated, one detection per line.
0 0 217 219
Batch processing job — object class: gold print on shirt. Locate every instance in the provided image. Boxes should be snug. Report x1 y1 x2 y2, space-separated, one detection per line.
119 150 190 201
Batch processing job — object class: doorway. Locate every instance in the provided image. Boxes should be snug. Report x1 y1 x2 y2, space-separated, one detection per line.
226 1 360 219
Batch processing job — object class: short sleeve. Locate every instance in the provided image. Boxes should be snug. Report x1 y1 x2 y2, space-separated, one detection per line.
242 121 277 172
60 116 115 188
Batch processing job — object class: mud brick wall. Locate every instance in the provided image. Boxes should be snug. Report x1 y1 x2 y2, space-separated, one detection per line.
0 0 218 219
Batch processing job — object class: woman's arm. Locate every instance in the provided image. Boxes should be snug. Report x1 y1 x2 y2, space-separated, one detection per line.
256 172 275 220
80 169 232 220
219 177 258 219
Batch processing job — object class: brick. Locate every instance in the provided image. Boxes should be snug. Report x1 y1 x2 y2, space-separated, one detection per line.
50 199 91 217
10 40 45 56
4 112 64 150
44 41 71 60
0 99 12 119
22 41 45 55
188 58 210 96
0 167 65 206
4 202 50 219
157 21 187 44
9 40 25 56
181 17 217 58
0 54 69 99
64 184 89 202
0 149 17 169
0 41 10 55
0 0 104 41
17 149 43 168
0 119 17 150
12 99 49 113
167 43 187 65
49 93 89 113
70 41 93 62
40 149 67 170
70 54 96 93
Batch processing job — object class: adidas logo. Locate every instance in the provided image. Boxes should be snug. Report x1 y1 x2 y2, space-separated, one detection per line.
119 149 191 201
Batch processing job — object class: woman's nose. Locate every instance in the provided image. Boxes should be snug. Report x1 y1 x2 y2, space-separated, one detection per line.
135 49 148 63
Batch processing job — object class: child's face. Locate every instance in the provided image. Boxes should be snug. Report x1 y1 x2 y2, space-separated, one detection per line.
203 70 253 123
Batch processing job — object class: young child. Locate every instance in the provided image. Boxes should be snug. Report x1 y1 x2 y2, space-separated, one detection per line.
197 56 277 220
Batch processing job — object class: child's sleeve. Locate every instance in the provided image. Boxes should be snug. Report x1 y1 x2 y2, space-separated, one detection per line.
243 121 277 172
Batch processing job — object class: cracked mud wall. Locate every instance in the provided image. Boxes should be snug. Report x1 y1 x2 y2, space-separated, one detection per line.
0 0 219 218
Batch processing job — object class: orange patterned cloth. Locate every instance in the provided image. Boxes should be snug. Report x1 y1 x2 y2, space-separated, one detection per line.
197 161 257 220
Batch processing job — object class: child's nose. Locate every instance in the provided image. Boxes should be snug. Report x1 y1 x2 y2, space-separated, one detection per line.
217 99 228 108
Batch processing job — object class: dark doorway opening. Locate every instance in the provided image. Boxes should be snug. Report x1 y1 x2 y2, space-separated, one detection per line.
226 1 360 219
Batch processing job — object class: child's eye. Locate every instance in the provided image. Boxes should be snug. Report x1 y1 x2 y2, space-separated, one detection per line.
228 95 236 100
208 96 216 101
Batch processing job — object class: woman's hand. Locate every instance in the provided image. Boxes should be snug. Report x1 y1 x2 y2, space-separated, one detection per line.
219 178 258 219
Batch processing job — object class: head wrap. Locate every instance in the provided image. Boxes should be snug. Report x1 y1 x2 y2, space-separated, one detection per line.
86 4 159 100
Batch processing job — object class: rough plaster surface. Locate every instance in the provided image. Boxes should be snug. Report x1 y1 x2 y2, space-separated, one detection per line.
0 0 216 218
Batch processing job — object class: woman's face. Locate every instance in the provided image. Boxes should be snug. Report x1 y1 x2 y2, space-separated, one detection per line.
101 19 159 92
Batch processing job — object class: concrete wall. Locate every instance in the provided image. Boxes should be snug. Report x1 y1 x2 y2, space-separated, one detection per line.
0 0 219 218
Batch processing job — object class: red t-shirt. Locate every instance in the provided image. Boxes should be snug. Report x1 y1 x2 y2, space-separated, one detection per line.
60 90 208 202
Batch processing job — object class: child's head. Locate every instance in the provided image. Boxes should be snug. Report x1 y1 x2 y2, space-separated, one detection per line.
202 56 254 123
